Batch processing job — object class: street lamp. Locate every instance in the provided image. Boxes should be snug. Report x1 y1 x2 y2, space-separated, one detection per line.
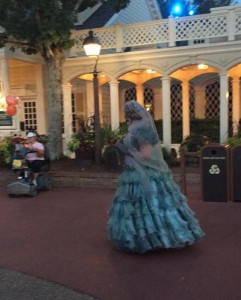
83 30 102 164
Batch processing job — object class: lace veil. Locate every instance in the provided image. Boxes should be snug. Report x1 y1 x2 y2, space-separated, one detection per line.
122 100 170 188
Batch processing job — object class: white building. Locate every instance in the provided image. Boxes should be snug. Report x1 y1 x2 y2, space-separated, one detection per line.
1 2 241 155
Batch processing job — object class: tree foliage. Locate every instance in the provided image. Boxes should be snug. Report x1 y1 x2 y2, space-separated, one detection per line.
0 0 130 58
0 0 130 160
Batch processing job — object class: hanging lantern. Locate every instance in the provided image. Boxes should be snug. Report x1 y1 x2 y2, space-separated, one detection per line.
6 104 17 116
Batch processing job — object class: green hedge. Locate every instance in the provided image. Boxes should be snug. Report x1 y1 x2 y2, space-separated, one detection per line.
154 119 234 143
122 118 236 144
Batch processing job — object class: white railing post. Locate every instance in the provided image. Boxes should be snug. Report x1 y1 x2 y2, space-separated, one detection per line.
227 9 235 41
168 15 176 47
115 23 123 53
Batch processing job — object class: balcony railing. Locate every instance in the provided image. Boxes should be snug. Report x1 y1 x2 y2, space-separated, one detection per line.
70 5 241 57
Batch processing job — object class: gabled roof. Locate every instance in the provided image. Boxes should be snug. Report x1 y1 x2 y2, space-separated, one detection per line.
75 2 115 30
75 0 162 30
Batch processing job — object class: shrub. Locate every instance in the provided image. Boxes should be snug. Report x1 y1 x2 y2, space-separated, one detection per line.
180 134 209 152
0 137 15 164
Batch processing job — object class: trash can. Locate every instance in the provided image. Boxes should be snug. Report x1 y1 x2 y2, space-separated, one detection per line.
230 145 241 202
201 145 229 202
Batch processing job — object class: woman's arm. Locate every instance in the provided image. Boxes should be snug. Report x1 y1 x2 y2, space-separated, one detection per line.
29 143 45 158
35 148 44 158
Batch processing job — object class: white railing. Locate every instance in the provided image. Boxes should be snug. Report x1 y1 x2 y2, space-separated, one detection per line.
70 5 241 57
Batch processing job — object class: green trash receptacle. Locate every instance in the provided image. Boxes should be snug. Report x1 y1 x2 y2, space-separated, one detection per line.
201 145 229 202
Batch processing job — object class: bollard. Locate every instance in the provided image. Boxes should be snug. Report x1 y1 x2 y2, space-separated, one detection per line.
180 149 200 196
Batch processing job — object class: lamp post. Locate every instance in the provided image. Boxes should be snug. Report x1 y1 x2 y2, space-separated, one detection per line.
83 30 102 164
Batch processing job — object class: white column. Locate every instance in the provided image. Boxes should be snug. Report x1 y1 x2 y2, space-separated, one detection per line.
161 76 171 152
136 83 144 106
35 65 46 134
182 80 190 138
0 58 10 95
232 77 240 132
109 79 120 130
194 86 206 118
62 83 73 156
219 72 229 143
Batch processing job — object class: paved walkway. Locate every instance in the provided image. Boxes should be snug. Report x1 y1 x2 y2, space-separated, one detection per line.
0 268 96 300
0 184 240 300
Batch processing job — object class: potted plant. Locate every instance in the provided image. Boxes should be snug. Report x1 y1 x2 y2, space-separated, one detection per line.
67 134 81 153
180 134 209 153
225 136 241 147
180 133 209 165
67 132 95 164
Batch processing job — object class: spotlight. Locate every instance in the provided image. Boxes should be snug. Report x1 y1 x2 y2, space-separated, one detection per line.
171 3 183 17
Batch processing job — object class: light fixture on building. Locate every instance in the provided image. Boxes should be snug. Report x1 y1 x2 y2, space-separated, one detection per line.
146 69 157 74
198 64 208 70
83 30 102 164
145 103 152 111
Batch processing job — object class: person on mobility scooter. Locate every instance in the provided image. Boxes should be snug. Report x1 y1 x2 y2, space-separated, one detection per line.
6 132 51 197
25 131 46 186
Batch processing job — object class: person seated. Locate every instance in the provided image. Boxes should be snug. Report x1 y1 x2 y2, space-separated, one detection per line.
13 139 30 160
25 132 46 186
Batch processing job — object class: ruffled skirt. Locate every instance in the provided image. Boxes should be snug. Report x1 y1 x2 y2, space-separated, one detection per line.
107 166 205 253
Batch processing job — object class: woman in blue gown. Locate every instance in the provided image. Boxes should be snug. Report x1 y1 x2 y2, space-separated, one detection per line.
107 100 205 253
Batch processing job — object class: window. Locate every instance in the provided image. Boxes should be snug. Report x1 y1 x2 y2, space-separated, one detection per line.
24 101 37 131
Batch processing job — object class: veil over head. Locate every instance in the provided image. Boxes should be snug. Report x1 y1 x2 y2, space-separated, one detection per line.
123 100 170 194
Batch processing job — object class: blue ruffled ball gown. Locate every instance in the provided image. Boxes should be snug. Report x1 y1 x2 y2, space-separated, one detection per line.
107 164 205 253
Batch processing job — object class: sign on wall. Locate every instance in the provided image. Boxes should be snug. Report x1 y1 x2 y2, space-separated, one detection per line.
0 111 13 127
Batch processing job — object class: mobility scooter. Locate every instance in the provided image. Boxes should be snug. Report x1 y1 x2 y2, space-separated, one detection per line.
6 143 51 197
